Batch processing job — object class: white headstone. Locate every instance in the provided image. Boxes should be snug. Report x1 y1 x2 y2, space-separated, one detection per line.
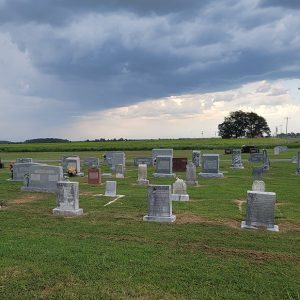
53 181 83 216
252 180 265 192
171 178 189 201
105 181 117 197
137 164 149 185
186 162 198 186
115 164 124 178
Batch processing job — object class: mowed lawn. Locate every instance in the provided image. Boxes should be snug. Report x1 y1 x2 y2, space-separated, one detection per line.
0 149 299 299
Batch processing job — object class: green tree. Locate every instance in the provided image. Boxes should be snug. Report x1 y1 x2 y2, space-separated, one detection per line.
218 111 270 138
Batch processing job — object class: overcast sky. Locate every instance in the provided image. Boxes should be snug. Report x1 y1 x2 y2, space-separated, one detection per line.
0 0 299 141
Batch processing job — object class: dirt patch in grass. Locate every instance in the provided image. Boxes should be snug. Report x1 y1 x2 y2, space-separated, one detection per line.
79 191 97 196
234 199 246 212
175 213 240 229
278 223 300 232
10 194 44 205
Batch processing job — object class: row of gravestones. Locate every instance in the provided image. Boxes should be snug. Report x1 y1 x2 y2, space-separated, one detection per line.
7 149 300 232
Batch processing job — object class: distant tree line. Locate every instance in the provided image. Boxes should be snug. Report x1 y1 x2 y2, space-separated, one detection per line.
277 133 300 138
24 138 70 143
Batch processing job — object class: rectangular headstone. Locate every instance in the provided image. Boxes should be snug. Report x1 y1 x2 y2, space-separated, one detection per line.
88 167 101 184
152 149 173 160
231 149 244 169
137 164 149 185
115 164 124 178
199 154 223 178
192 150 201 166
84 157 99 167
241 191 278 231
105 181 117 197
53 181 83 216
62 156 81 174
12 163 41 181
143 185 176 222
21 165 64 192
16 158 33 163
248 153 264 162
252 166 264 181
153 156 175 177
133 157 153 166
172 157 188 172
262 149 270 171
112 152 125 170
186 161 198 186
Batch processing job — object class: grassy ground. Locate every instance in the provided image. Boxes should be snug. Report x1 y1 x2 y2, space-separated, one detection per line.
0 149 299 299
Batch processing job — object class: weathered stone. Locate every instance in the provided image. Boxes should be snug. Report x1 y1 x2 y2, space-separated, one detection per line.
21 165 64 192
143 185 176 222
252 166 264 181
16 158 33 163
62 156 82 175
231 149 244 169
152 149 173 160
199 154 224 178
192 150 201 166
296 151 300 175
153 156 175 178
274 146 288 155
83 157 99 167
248 153 264 162
12 163 41 181
186 162 198 186
105 181 117 197
252 180 265 192
53 181 83 216
262 149 270 171
171 178 189 201
112 152 125 170
137 164 149 185
133 157 153 166
241 191 278 231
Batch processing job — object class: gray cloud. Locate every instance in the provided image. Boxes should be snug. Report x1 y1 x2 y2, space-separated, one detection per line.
0 0 300 140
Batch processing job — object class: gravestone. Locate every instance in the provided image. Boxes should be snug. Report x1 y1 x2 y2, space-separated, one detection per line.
252 166 264 181
0 158 4 169
143 185 176 222
252 180 265 192
133 157 153 166
16 158 33 163
115 164 125 178
88 167 101 184
153 156 175 178
274 146 280 155
171 178 189 201
112 152 125 170
186 162 198 186
192 150 201 167
152 149 173 161
137 164 149 185
84 157 99 167
53 181 83 216
172 157 188 172
291 156 297 163
241 191 278 231
262 149 270 171
21 165 64 192
224 149 232 155
62 156 82 175
105 181 117 197
249 147 259 154
12 163 41 181
199 154 224 178
231 149 244 169
104 151 114 167
248 153 264 162
296 151 300 175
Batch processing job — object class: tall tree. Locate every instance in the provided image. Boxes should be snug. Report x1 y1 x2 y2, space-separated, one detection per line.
218 111 270 138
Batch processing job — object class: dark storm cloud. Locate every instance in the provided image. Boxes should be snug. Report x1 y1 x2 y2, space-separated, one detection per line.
0 0 300 113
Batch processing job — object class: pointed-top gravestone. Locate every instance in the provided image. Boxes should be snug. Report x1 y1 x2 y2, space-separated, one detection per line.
171 178 189 201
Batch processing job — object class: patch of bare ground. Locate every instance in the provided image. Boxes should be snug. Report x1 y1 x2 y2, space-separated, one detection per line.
79 191 97 196
175 213 240 229
10 194 45 205
278 223 300 232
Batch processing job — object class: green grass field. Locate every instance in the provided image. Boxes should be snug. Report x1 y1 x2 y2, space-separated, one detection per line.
0 143 299 299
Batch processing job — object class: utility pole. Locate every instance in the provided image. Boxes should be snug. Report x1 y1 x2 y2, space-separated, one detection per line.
275 126 278 137
280 124 283 134
285 117 289 135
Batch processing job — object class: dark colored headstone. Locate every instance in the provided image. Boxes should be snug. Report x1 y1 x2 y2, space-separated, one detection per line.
224 148 232 154
88 168 100 184
172 157 188 172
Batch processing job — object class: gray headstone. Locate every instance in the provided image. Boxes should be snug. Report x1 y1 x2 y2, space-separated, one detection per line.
143 185 176 222
137 164 149 185
252 180 265 192
262 149 270 171
241 191 278 231
199 154 224 178
171 178 189 201
83 157 99 167
296 151 300 175
112 152 125 170
16 158 33 163
53 181 83 216
153 156 175 178
186 162 198 186
62 156 81 174
115 164 124 178
248 153 264 162
152 149 173 160
133 157 153 166
192 150 201 167
12 163 41 181
231 149 244 169
252 166 264 181
21 165 64 192
105 181 117 197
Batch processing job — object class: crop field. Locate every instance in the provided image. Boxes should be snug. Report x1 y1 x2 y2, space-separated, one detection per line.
0 144 299 299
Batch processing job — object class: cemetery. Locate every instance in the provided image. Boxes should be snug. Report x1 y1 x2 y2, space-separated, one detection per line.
0 142 299 299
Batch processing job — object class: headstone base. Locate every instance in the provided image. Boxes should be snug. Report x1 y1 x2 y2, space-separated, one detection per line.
199 172 224 178
21 187 57 193
153 173 175 178
240 221 279 232
230 165 244 169
104 193 117 197
116 174 124 178
102 173 112 177
53 208 83 216
143 215 176 222
137 179 149 185
171 194 189 201
185 180 198 186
